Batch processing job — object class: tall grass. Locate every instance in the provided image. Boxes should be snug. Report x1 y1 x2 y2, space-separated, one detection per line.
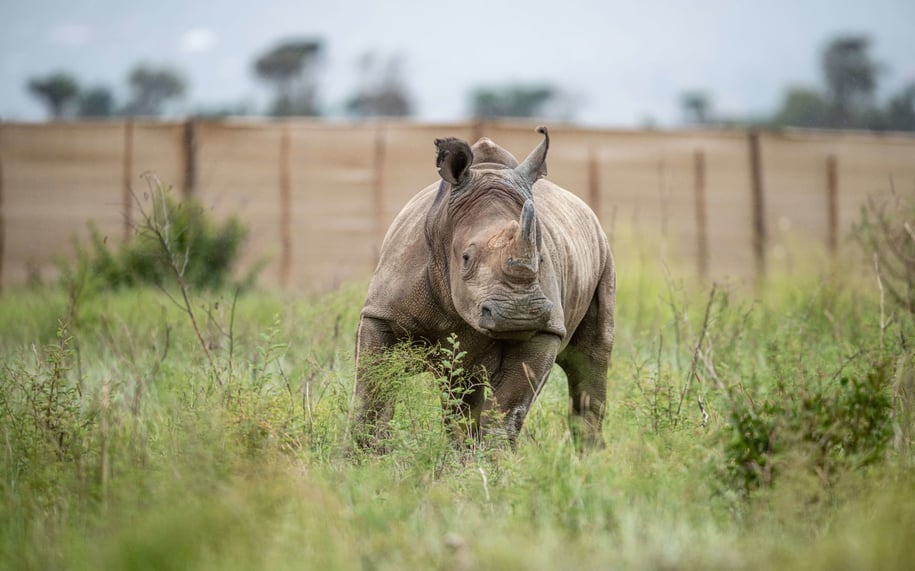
1 193 913 569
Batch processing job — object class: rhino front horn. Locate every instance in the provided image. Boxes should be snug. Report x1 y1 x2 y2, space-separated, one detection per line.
515 126 549 185
502 199 539 277
520 199 537 247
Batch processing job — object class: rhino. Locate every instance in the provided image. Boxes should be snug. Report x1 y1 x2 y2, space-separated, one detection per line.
355 126 615 449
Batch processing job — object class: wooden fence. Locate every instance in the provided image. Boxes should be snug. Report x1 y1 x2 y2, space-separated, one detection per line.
1 119 914 291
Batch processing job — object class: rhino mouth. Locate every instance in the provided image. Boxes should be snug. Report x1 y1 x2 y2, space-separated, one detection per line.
476 298 553 339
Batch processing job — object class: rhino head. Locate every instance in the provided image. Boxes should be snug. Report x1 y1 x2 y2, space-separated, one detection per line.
432 127 554 340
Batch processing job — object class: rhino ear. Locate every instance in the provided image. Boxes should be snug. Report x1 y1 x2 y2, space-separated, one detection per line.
434 137 473 186
515 126 549 185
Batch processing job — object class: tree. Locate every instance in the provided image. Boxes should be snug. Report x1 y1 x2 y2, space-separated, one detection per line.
469 84 562 119
27 72 80 119
78 86 115 118
124 64 187 116
192 101 255 119
680 91 712 125
822 35 880 127
345 53 412 118
766 35 893 130
254 38 323 116
771 87 831 128
884 83 915 131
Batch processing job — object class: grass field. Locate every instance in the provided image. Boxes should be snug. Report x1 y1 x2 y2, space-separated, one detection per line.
1 241 913 570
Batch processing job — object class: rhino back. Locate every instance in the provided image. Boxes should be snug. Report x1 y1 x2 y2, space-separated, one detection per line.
533 180 611 343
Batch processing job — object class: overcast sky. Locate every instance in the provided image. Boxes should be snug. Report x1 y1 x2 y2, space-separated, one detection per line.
2 0 914 127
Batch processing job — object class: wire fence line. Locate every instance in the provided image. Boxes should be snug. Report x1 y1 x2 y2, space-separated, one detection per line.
0 119 913 291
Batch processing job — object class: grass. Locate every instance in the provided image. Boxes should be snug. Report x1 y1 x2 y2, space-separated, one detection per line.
1 247 913 570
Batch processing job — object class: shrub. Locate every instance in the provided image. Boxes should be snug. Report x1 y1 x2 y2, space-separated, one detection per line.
0 323 95 501
63 182 253 292
723 359 894 495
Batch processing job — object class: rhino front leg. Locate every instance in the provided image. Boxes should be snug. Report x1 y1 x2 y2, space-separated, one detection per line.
480 333 561 448
352 315 398 450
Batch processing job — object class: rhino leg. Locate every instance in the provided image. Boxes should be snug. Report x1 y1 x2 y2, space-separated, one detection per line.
353 315 398 450
479 333 561 448
440 386 483 444
557 262 615 450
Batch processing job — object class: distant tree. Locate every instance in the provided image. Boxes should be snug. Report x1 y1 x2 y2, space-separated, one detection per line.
821 35 881 127
469 84 563 119
27 72 80 119
254 38 323 116
124 64 187 116
771 87 831 128
345 53 412 118
884 83 915 131
192 101 255 119
680 91 712 125
78 86 115 117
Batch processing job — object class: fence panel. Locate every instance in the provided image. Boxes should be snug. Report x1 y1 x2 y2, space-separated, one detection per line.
194 122 284 286
0 122 124 284
1 120 913 291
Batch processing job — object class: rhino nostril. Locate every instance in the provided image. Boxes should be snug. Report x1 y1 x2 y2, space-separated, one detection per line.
541 299 553 315
479 304 497 331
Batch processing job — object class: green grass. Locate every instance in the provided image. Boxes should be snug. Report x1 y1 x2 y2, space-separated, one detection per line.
1 253 913 570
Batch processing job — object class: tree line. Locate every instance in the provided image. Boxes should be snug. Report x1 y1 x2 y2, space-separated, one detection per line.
24 34 915 132
27 64 187 119
681 35 915 131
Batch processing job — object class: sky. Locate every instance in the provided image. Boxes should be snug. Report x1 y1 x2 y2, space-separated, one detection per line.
2 0 914 127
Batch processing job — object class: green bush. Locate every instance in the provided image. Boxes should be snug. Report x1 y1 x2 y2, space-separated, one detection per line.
0 325 89 480
724 357 894 495
63 185 252 291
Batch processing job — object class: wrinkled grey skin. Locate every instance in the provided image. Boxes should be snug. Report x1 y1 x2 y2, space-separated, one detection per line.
355 127 615 449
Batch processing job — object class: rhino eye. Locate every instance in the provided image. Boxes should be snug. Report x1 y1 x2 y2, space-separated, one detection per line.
460 244 477 273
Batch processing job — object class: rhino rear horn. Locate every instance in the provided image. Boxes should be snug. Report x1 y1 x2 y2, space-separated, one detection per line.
435 137 473 186
515 126 549 185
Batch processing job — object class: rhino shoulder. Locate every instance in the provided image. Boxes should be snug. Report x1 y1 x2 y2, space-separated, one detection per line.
362 183 453 333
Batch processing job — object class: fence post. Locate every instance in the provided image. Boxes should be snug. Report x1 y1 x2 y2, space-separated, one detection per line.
826 153 839 255
122 120 134 242
657 158 670 263
748 130 767 285
587 146 602 222
182 119 198 198
279 127 292 287
693 149 709 280
372 127 388 261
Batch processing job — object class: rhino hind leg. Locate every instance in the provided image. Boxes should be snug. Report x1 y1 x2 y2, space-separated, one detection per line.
557 261 616 450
